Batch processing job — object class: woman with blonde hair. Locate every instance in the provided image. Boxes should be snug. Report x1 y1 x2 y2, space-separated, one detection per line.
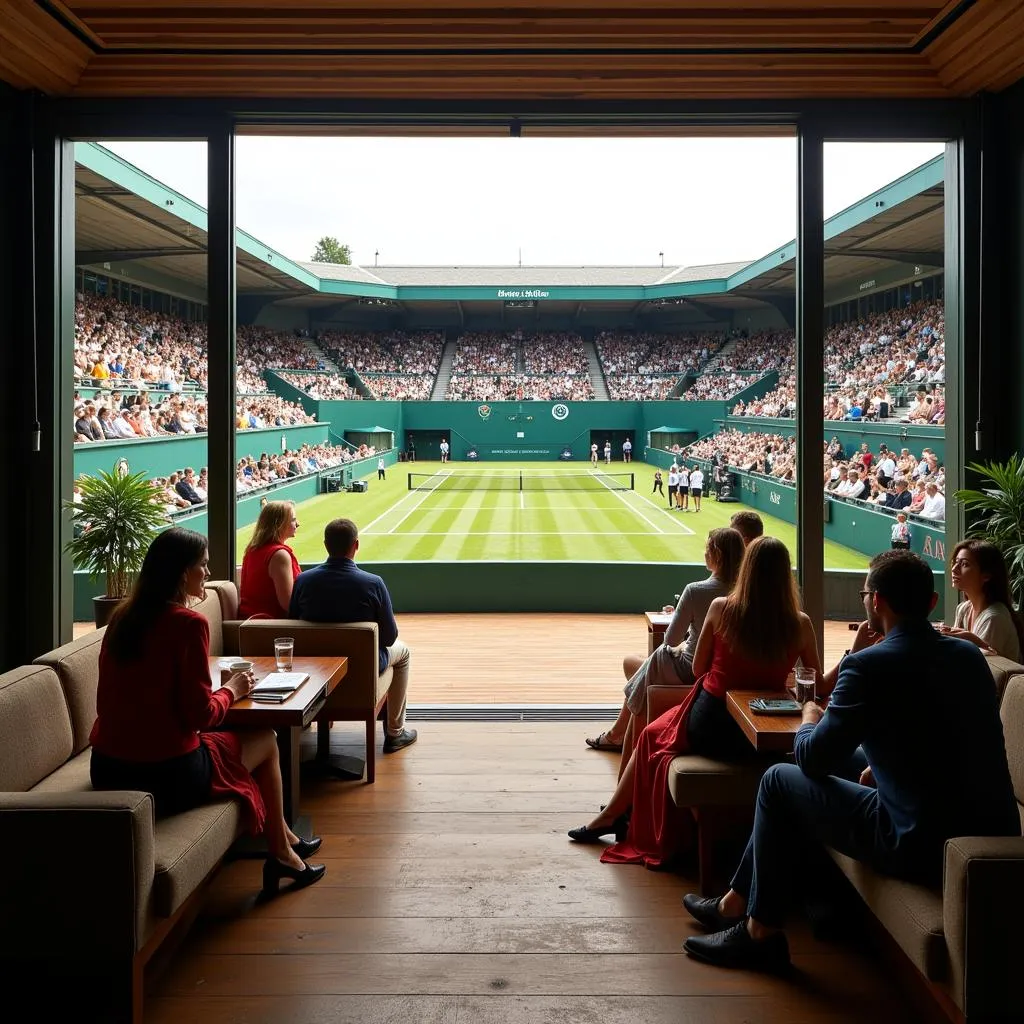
569 537 821 868
238 500 301 619
939 540 1024 662
585 527 746 769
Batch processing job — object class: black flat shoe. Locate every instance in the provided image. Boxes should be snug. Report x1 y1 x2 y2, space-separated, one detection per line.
568 813 629 844
291 835 323 859
683 921 790 971
259 857 326 900
682 893 745 931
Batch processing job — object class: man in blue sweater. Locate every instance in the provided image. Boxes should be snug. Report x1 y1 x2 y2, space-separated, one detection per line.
290 518 417 752
683 550 1018 969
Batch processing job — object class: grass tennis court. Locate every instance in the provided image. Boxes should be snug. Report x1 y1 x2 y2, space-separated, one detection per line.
236 460 869 569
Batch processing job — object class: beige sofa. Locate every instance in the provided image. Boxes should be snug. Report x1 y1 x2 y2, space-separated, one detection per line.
657 655 1024 1022
0 584 240 1024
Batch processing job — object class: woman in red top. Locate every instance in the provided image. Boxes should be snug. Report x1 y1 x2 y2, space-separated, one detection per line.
239 501 301 618
568 537 822 868
90 527 325 897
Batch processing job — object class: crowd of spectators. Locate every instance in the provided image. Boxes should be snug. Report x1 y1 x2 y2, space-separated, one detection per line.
729 301 945 421
661 429 946 522
682 372 760 401
318 329 443 375
522 332 590 375
362 374 435 401
74 296 333 397
275 372 360 401
605 375 679 400
235 396 316 429
446 373 594 401
74 390 209 442
596 330 725 375
451 332 519 374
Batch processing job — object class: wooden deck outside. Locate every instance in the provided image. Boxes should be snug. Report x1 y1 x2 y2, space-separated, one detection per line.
145 720 915 1024
74 614 854 704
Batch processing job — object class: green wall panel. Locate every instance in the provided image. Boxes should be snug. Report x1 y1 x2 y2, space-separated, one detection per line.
73 423 331 480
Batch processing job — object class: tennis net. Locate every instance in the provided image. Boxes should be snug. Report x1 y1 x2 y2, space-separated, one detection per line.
408 471 635 492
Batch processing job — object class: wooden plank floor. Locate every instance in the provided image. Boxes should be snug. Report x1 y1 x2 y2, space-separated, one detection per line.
73 615 854 703
145 721 916 1024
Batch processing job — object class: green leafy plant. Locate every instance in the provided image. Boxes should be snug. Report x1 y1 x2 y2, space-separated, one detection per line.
954 456 1024 606
64 468 169 599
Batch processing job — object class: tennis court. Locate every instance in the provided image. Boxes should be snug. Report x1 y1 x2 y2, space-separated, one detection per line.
247 461 869 569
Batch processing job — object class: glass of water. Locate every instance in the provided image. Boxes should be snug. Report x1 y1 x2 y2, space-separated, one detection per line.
794 667 816 705
274 637 294 672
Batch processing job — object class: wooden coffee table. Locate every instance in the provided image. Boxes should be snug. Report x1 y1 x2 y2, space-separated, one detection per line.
726 690 804 753
211 655 347 824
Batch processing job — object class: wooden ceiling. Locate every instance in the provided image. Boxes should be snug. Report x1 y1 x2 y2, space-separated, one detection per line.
2 0 1023 101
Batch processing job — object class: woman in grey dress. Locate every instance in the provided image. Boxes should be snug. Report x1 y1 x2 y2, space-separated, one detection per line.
585 527 746 772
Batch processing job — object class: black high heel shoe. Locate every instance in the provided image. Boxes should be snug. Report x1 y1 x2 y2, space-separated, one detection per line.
567 813 629 844
260 857 326 899
291 835 323 859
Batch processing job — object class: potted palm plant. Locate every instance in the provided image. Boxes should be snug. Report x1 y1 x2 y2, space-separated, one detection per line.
954 456 1024 607
65 466 170 627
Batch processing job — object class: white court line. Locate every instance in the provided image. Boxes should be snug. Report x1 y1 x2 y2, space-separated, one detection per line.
386 470 454 534
361 470 452 535
593 474 665 535
631 487 698 535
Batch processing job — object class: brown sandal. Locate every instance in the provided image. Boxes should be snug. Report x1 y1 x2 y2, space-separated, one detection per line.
585 731 623 752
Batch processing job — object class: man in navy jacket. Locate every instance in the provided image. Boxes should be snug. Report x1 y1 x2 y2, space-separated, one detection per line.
683 550 1018 969
290 518 417 752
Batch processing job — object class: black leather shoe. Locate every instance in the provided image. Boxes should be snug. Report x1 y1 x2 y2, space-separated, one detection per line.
682 893 745 931
383 728 418 753
684 921 790 971
259 858 326 900
568 813 629 844
291 835 323 859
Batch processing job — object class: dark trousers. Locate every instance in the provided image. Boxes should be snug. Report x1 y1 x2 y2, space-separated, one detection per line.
378 469 385 480
729 758 927 928
653 481 663 495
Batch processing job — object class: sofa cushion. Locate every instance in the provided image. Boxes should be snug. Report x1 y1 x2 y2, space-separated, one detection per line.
152 800 242 917
31 749 92 793
0 665 74 791
1000 675 1024 813
33 629 106 755
987 657 1024 705
193 588 225 656
667 754 771 808
204 579 239 622
828 848 947 981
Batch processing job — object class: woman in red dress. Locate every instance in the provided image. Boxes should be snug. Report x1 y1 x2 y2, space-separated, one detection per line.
238 500 301 618
90 527 325 897
569 536 822 868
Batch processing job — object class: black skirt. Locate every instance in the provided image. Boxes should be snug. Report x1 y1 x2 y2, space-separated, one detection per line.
685 687 754 761
91 743 213 818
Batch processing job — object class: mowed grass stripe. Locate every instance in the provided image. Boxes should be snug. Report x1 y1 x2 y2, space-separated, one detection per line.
239 460 874 570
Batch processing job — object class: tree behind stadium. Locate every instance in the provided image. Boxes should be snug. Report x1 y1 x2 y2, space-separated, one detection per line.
311 236 352 264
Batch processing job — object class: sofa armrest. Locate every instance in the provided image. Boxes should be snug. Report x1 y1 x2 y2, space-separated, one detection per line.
943 835 1024 1018
0 791 156 960
221 619 242 655
647 683 693 723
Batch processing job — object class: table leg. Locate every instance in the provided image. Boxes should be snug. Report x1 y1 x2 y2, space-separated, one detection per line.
277 724 301 825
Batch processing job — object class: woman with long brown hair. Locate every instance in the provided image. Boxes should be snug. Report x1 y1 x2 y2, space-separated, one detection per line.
586 527 746 769
940 540 1024 661
569 537 821 868
238 500 301 618
90 528 325 897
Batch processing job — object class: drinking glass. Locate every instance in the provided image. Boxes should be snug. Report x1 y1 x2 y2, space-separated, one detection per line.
274 637 294 672
794 667 816 705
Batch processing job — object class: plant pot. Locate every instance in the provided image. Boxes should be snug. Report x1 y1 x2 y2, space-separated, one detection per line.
92 596 124 629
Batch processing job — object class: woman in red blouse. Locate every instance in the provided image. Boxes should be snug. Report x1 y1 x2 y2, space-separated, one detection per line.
90 527 325 897
239 501 301 618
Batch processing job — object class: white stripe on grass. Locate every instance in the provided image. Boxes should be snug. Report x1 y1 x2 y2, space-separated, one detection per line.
630 487 697 536
592 472 665 535
362 470 452 535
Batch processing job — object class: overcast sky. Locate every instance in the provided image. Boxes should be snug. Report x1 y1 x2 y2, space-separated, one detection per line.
103 138 944 268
